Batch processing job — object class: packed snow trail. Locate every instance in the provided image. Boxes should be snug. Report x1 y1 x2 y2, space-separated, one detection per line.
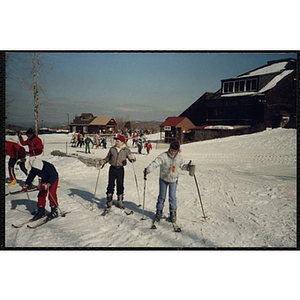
5 128 296 247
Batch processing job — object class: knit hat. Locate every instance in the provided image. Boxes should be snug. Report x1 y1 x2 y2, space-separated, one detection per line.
32 158 43 170
114 135 126 143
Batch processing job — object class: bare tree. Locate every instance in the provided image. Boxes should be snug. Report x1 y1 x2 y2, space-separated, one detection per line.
7 52 53 135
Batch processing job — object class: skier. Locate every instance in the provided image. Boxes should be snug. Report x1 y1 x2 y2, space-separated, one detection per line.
137 134 144 154
85 136 93 153
5 141 28 186
23 158 59 221
76 132 82 147
70 132 77 147
145 140 152 155
98 135 136 209
144 140 191 223
102 136 107 149
132 133 137 147
18 128 43 161
79 134 84 147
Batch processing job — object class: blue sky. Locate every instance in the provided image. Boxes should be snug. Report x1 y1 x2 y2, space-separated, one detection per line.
6 52 297 127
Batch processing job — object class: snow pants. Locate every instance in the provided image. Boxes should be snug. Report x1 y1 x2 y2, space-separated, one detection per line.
8 157 27 180
107 166 124 196
156 178 178 212
37 178 59 208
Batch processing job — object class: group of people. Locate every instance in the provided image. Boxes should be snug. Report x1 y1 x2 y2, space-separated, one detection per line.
131 133 153 155
6 128 60 222
7 128 193 225
70 132 108 153
98 134 190 223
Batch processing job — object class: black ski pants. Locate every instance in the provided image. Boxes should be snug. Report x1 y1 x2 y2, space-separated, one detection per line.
107 166 124 196
8 158 27 181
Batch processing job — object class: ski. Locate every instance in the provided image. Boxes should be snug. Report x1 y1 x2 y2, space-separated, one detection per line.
12 216 45 228
27 211 70 229
172 222 181 232
6 187 39 196
151 217 181 232
120 207 134 215
103 206 133 216
112 203 133 215
103 207 111 216
151 219 160 229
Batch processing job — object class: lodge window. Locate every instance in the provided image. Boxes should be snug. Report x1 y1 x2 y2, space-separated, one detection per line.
223 77 258 94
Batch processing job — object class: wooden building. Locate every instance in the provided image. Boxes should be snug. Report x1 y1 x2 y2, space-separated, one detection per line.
179 58 296 141
159 117 195 144
69 113 117 134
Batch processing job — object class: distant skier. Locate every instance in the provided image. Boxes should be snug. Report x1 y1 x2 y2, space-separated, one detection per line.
85 136 93 153
132 133 137 147
23 158 59 221
76 132 82 147
145 140 152 155
144 140 191 223
137 134 144 154
5 141 28 186
98 135 136 209
102 136 107 149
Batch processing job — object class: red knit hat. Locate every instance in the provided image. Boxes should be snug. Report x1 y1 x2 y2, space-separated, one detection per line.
114 135 126 143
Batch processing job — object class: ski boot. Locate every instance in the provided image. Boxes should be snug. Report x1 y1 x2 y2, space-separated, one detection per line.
9 180 17 186
117 194 124 209
155 210 163 221
170 210 177 223
106 193 113 208
46 206 58 221
32 205 46 221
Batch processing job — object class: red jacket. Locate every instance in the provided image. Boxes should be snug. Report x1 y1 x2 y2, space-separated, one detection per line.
145 143 152 150
19 134 43 156
5 141 26 159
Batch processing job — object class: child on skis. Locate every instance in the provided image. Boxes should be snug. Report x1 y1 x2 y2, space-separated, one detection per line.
99 135 136 209
144 140 191 223
145 140 152 155
23 158 59 221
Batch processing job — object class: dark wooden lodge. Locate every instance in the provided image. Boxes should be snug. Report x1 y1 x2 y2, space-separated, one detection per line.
180 58 297 134
69 113 117 134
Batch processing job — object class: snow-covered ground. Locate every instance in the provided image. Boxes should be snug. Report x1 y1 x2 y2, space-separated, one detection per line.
5 128 297 248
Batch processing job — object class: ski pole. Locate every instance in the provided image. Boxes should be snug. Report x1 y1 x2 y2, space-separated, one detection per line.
141 169 147 220
132 162 141 207
193 175 207 220
48 188 67 217
91 167 101 211
25 191 35 215
188 160 207 220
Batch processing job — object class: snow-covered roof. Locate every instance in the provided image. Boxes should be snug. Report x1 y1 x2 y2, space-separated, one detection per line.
221 59 295 98
237 61 289 78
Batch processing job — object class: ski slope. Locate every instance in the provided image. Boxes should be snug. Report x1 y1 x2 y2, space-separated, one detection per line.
5 128 297 248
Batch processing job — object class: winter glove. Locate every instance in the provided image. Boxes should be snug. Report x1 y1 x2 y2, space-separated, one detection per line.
97 160 105 169
128 154 136 163
143 168 148 180
187 160 192 171
187 160 196 176
23 185 29 192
